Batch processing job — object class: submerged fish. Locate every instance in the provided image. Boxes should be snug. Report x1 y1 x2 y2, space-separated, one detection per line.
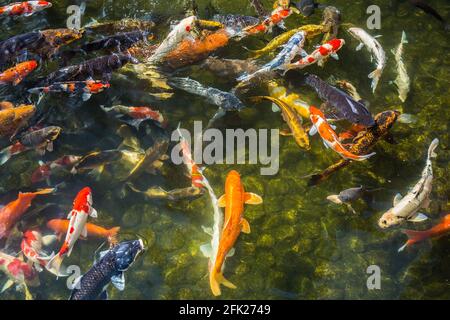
398 213 450 252
29 80 110 101
347 27 386 93
0 60 38 85
0 104 36 138
334 79 363 102
169 77 245 127
213 14 260 35
0 31 42 67
237 31 307 82
267 80 310 118
409 0 449 30
303 74 375 127
147 15 199 64
0 1 51 17
127 184 204 201
21 230 57 272
251 96 310 150
100 105 165 129
0 251 39 300
318 6 341 67
83 18 156 35
0 188 54 240
47 219 120 246
309 106 376 161
31 155 82 184
285 38 345 71
378 139 439 229
79 31 152 54
309 110 400 185
71 150 123 175
47 187 98 276
391 31 410 102
202 170 262 296
0 126 62 166
327 186 367 214
242 5 294 35
69 239 144 300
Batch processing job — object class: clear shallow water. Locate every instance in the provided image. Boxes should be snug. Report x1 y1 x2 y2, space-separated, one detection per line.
0 0 449 300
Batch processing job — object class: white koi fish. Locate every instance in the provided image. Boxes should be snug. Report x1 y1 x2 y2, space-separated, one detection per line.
391 31 410 102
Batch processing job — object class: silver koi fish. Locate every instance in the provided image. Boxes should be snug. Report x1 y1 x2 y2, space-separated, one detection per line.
378 139 439 229
391 31 410 103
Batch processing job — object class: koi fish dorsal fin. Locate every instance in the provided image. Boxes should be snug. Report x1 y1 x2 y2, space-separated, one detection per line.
244 192 263 205
218 195 226 207
241 218 251 234
393 193 403 206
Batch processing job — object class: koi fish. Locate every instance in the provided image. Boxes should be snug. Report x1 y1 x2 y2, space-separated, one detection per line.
100 105 164 129
29 80 110 101
0 1 51 17
0 60 38 85
347 27 386 93
21 230 57 271
0 126 61 166
398 214 450 252
0 251 39 300
318 6 341 67
378 139 439 229
202 170 262 296
147 15 199 64
169 77 245 127
69 239 144 300
31 155 82 184
242 6 293 35
213 14 260 35
46 187 98 276
0 104 35 138
303 74 375 127
237 31 306 82
0 188 54 240
334 79 363 103
71 150 123 175
47 219 120 246
0 31 42 67
327 185 369 214
391 31 410 102
250 96 310 150
309 106 376 161
267 80 310 118
127 184 204 202
285 38 345 70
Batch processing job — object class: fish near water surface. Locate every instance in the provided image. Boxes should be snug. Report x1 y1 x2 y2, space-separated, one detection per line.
391 31 410 103
21 230 57 272
29 80 110 101
201 170 262 296
0 1 51 17
0 104 36 138
378 138 439 229
31 155 82 184
0 60 38 85
69 239 144 300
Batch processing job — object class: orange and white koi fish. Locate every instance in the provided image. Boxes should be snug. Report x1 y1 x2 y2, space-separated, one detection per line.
46 187 97 276
398 214 450 252
47 219 120 246
243 6 294 35
285 38 344 70
21 230 57 271
203 170 262 296
309 106 376 161
0 1 51 17
0 188 54 240
0 60 38 85
29 80 110 101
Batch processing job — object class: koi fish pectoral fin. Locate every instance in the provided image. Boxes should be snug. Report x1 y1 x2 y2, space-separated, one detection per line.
201 226 213 236
408 213 429 223
111 272 125 291
244 192 263 205
200 243 212 258
217 195 226 207
241 218 251 234
355 43 364 51
393 193 403 206
1 279 14 294
89 207 98 218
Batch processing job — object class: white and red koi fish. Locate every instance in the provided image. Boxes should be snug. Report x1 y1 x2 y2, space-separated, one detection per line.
309 106 376 161
286 38 345 70
21 230 57 272
0 1 51 17
46 187 97 277
242 6 294 35
28 80 110 101
100 105 165 129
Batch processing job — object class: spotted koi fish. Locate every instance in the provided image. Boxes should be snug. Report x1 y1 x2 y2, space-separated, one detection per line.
29 80 110 101
0 1 51 17
242 6 293 35
100 105 165 129
286 38 345 70
46 187 98 277
0 60 38 85
21 230 57 272
309 106 376 161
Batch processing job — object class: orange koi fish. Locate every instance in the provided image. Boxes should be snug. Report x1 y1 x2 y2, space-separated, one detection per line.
309 106 376 161
0 1 51 17
47 219 120 246
207 170 262 296
0 60 38 85
0 188 54 239
399 214 450 252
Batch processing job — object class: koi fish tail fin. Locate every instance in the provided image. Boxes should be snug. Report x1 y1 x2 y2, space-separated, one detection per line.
368 69 382 93
45 253 68 278
398 229 430 252
33 188 55 195
400 31 408 45
28 87 42 94
23 284 33 301
427 138 439 160
308 173 326 186
210 272 236 296
0 145 13 166
107 227 121 246
353 152 376 161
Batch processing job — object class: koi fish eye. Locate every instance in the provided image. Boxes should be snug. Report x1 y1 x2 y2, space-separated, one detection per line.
185 25 191 32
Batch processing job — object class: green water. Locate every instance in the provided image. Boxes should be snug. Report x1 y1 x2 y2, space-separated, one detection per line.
0 0 449 300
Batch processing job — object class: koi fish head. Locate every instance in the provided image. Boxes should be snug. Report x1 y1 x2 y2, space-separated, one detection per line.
86 81 110 93
226 170 242 188
73 187 93 213
42 28 83 47
309 105 325 124
43 126 62 141
378 210 401 229
111 239 145 272
34 1 52 10
374 110 400 133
